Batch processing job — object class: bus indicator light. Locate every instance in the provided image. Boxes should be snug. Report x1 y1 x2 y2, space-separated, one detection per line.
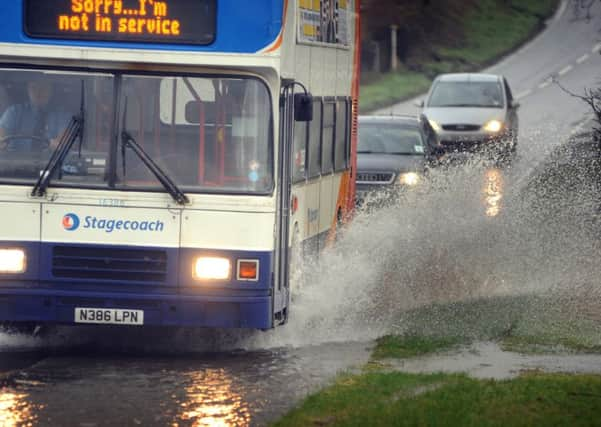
237 260 259 281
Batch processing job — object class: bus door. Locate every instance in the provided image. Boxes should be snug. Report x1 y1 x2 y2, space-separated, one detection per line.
273 87 295 323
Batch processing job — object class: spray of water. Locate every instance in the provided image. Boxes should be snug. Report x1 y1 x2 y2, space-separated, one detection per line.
252 131 600 349
0 131 598 353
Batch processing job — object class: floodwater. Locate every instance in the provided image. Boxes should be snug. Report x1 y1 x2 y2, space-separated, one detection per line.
387 341 601 380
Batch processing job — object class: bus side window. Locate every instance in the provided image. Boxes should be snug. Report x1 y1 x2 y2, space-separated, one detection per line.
321 101 335 174
307 98 322 179
293 120 307 182
346 97 354 167
334 99 347 171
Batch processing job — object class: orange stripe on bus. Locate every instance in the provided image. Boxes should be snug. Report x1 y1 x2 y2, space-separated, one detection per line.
264 0 289 53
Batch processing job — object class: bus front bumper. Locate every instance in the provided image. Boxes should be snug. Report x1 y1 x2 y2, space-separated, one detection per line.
0 289 273 329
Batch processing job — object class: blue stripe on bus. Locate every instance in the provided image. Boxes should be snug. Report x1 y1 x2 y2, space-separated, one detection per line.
0 290 272 328
0 241 275 328
0 1 283 53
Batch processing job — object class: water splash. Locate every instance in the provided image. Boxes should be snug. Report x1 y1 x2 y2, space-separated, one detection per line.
0 133 598 354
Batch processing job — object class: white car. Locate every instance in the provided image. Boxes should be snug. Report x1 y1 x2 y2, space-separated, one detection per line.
418 73 519 161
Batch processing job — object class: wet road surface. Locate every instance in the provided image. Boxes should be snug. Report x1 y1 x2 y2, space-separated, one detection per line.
0 339 372 426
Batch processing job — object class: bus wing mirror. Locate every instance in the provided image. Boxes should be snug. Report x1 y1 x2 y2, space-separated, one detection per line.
294 93 313 122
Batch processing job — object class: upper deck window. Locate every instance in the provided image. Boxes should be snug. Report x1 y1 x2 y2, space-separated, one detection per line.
24 0 216 45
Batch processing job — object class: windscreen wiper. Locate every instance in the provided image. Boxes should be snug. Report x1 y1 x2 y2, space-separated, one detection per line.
31 81 85 198
120 128 189 205
119 97 188 205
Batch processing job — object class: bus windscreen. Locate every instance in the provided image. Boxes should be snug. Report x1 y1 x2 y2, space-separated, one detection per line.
24 0 216 45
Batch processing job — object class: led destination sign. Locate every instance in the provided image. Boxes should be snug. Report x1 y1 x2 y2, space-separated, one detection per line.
24 0 216 45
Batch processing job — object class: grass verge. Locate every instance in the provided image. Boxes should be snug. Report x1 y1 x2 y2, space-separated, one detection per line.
371 334 463 360
360 0 559 112
272 371 601 427
272 293 601 425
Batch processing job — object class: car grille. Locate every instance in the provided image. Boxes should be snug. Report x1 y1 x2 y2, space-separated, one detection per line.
356 172 395 184
52 245 168 283
440 140 481 148
442 124 481 131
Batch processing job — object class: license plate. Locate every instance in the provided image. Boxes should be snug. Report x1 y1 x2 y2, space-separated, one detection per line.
74 308 144 325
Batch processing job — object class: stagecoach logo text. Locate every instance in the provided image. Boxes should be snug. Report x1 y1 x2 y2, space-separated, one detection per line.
62 213 165 233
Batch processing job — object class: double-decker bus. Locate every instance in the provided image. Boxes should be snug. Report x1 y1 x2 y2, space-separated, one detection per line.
0 0 359 330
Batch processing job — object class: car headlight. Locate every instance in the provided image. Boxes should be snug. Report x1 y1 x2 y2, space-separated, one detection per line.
193 257 231 280
428 119 441 133
483 120 503 133
398 172 420 186
0 249 26 273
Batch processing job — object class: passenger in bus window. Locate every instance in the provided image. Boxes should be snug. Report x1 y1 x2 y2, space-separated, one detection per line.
0 80 71 152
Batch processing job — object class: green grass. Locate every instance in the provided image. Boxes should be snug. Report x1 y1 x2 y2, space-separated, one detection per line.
502 335 601 355
392 294 601 354
372 334 463 360
272 292 601 425
359 71 431 113
359 0 559 112
436 0 557 65
272 371 601 427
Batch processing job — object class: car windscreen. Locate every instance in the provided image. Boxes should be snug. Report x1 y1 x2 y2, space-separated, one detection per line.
358 123 425 155
427 81 504 108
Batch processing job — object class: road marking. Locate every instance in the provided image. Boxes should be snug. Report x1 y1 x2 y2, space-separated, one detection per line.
554 0 568 22
558 65 573 76
516 89 532 100
576 54 590 64
539 79 552 89
593 43 601 53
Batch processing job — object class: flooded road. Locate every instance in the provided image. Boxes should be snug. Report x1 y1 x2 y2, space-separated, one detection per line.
0 339 372 426
387 341 601 380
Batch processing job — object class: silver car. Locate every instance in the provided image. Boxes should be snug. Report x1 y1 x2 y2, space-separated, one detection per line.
418 73 519 160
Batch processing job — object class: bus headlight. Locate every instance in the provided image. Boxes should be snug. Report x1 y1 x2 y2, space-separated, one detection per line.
398 172 420 186
0 249 26 273
193 257 231 280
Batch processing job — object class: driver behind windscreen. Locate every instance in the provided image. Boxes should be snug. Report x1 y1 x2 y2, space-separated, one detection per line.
0 79 71 152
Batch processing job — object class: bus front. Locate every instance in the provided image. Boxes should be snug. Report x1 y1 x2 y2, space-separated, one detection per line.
0 0 287 329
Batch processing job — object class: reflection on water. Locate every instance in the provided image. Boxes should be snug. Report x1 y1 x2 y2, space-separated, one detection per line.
0 392 35 427
482 168 504 217
177 370 251 427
